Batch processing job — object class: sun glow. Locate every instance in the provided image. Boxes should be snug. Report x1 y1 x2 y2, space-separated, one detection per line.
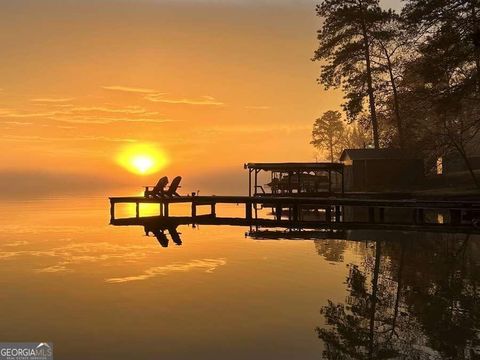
116 144 168 175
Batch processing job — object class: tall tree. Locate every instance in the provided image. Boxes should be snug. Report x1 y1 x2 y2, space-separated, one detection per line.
370 13 411 149
403 0 480 91
313 0 392 149
311 110 346 162
402 0 480 186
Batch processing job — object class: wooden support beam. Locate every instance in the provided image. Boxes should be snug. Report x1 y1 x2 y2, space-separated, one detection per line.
246 203 252 220
417 208 424 224
248 169 252 197
379 208 385 223
335 205 341 222
450 209 461 225
293 204 299 222
326 206 331 223
368 207 375 223
135 202 140 218
275 204 282 220
164 203 169 217
191 203 197 218
110 201 115 221
211 203 216 217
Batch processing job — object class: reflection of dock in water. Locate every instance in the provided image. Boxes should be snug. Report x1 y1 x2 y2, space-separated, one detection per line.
110 211 480 247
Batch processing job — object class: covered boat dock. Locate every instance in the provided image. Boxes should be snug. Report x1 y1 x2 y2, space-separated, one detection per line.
244 162 345 196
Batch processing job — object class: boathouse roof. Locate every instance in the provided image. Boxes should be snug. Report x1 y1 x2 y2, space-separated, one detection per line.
244 162 344 172
339 149 411 162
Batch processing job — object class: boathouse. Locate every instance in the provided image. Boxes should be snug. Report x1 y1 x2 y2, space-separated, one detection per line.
244 162 345 196
340 149 424 191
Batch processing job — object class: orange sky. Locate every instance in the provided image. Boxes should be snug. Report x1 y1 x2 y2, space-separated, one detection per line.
0 0 399 195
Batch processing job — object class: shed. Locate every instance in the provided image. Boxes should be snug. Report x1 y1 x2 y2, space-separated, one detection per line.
339 149 424 191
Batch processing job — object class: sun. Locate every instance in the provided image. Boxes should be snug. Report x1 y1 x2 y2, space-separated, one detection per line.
131 155 155 174
116 144 168 175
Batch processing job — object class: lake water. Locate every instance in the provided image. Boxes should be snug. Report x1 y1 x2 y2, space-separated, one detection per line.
0 193 479 359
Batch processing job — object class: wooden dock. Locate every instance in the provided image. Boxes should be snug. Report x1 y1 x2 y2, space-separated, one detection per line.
109 194 480 227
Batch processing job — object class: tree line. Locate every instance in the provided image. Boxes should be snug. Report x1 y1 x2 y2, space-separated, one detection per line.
311 0 480 184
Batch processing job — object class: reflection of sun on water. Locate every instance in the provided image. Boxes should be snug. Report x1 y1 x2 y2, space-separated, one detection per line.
117 144 168 175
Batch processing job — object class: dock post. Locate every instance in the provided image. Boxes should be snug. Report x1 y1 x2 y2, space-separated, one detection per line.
335 205 341 222
160 202 164 217
379 208 385 223
325 206 331 223
450 209 461 225
211 203 216 217
246 202 252 221
275 204 282 220
164 203 169 217
135 202 140 218
192 202 197 219
293 204 299 222
110 200 115 221
368 207 375 223
418 208 424 224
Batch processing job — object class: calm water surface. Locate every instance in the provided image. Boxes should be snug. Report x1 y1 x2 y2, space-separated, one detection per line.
0 194 479 359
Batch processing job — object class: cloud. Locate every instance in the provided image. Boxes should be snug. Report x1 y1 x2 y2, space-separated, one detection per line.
106 258 227 283
0 105 173 125
69 105 158 115
103 85 225 106
145 93 225 106
102 85 157 94
4 121 33 126
31 97 75 103
0 134 138 143
245 105 271 110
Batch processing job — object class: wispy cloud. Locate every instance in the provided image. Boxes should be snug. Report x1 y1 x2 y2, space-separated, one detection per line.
31 97 75 103
103 85 157 94
0 134 138 143
70 105 158 115
0 105 173 125
106 258 227 283
102 85 225 106
4 121 33 126
145 93 225 106
245 105 271 110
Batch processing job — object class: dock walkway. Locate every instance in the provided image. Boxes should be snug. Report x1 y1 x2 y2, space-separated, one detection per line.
109 194 480 226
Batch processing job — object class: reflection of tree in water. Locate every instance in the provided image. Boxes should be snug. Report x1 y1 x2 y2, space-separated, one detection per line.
317 235 480 359
315 240 367 263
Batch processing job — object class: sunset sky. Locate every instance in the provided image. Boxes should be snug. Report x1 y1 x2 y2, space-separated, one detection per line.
0 0 399 196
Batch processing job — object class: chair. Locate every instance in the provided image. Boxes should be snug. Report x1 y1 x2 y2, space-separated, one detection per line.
168 226 182 246
153 230 169 248
162 176 182 197
144 176 168 197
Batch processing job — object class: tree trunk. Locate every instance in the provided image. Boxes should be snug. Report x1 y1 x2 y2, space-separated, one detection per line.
361 18 380 149
369 240 381 358
329 138 334 163
383 46 404 149
471 0 480 91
